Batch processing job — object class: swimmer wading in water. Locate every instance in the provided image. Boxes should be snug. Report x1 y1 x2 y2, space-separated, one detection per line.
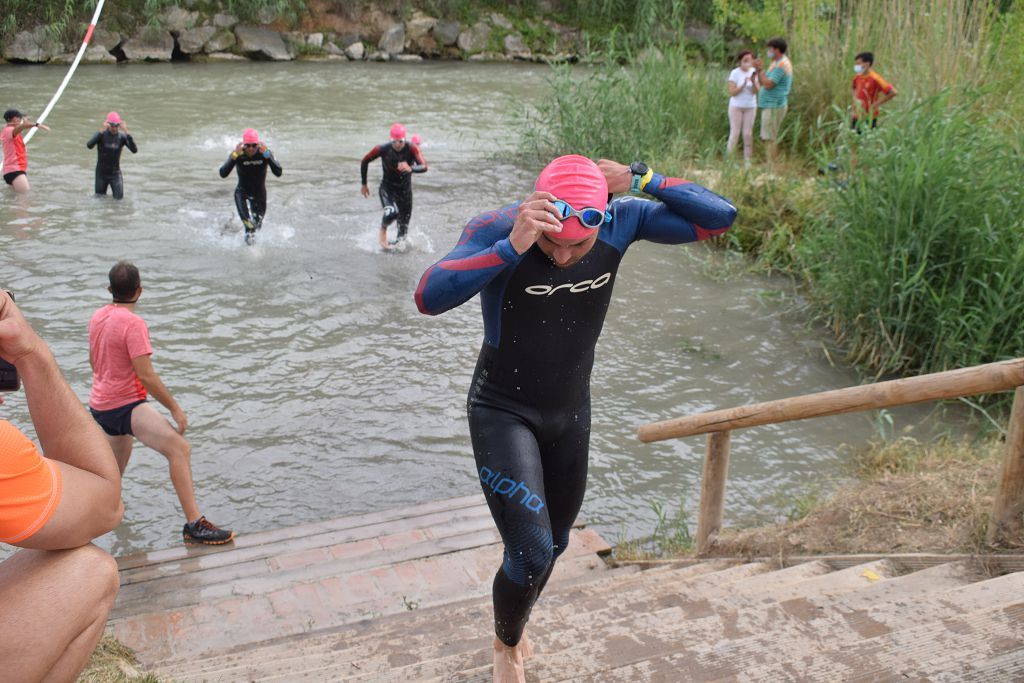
415 154 736 682
360 122 428 251
220 128 282 246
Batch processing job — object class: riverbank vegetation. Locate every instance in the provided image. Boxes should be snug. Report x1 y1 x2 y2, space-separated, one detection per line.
517 0 1024 392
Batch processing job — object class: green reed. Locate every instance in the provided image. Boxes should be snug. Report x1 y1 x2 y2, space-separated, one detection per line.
799 92 1024 379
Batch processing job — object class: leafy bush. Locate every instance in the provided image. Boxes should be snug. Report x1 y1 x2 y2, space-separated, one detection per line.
799 93 1024 378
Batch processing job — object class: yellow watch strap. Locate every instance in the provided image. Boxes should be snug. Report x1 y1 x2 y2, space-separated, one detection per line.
639 168 655 192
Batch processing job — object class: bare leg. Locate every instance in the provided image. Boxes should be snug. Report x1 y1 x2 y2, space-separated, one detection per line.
130 402 201 522
106 434 134 474
11 174 30 193
493 636 527 683
378 227 389 250
0 545 119 683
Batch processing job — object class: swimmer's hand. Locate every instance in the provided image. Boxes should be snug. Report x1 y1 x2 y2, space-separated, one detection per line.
360 184 370 198
171 407 188 435
597 159 633 194
397 161 412 174
509 191 563 254
0 291 43 366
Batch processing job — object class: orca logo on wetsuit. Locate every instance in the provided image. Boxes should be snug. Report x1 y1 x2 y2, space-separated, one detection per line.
479 466 545 513
524 272 612 297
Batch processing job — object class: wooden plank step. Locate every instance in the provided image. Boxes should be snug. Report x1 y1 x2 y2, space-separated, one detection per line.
160 563 736 682
119 504 496 586
114 506 498 606
718 559 901 606
123 528 609 669
692 601 1024 682
162 563 644 682
115 494 484 572
722 559 833 595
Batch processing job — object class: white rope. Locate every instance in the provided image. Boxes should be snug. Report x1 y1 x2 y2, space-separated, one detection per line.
24 0 107 145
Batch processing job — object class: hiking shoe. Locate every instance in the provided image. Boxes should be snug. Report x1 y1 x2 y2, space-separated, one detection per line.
183 516 234 545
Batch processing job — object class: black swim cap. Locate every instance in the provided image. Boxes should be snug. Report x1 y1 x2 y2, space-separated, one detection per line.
3 109 24 122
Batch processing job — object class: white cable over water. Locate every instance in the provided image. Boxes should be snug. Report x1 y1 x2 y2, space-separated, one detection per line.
24 0 107 145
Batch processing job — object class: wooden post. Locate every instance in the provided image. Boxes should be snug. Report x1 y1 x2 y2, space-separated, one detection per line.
695 431 731 556
989 387 1024 547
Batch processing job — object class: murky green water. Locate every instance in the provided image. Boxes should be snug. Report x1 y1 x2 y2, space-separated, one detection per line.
0 61 958 555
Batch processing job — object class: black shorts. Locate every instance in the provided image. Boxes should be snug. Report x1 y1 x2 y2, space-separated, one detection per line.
90 399 147 436
3 171 26 185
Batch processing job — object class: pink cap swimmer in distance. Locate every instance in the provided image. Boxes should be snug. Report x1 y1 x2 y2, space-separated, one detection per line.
410 134 422 146
390 123 406 140
106 111 121 124
242 128 260 144
535 154 609 242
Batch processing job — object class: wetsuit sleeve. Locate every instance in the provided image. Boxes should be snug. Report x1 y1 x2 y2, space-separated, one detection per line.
218 153 237 178
410 144 428 173
415 207 523 315
626 174 737 244
265 151 282 176
86 132 101 149
360 145 382 185
124 133 137 154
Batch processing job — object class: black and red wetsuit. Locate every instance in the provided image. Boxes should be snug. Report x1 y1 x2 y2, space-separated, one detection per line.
415 174 737 646
86 129 137 199
219 150 282 232
360 141 427 240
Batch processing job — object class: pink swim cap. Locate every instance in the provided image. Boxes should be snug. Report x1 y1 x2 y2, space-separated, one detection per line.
106 111 121 124
390 123 406 140
242 128 260 144
410 134 422 146
535 155 609 242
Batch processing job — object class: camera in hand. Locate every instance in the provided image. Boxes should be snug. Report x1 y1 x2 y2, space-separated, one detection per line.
0 290 19 392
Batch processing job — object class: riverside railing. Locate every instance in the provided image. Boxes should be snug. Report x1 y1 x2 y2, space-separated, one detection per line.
637 358 1024 555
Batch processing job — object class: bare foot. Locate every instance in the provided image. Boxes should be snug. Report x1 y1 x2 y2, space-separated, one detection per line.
378 228 389 251
493 636 526 683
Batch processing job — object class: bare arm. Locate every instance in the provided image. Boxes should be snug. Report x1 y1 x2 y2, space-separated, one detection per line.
131 354 186 434
0 293 122 548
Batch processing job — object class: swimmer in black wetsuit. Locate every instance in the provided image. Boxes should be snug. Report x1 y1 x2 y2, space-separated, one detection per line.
219 128 282 245
86 112 137 200
415 155 736 682
360 123 428 250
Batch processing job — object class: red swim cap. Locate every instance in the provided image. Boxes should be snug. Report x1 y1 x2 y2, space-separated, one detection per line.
390 123 406 140
535 155 608 242
106 111 121 124
242 128 260 144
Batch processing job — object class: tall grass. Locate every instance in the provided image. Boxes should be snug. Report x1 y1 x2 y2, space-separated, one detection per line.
517 48 729 165
799 93 1024 378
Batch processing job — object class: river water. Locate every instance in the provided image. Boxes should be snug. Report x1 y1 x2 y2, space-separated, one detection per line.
0 62 956 556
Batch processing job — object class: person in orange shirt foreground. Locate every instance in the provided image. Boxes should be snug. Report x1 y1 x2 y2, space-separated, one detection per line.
852 52 897 130
0 290 124 682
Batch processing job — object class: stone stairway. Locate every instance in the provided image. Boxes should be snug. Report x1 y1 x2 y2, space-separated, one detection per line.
109 498 1024 682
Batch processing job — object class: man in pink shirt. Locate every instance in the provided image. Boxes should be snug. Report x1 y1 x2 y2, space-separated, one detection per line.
89 261 233 545
2 108 49 193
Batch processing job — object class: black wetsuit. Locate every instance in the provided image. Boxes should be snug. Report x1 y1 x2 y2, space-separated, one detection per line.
360 141 427 240
86 130 137 199
219 150 282 232
415 175 737 646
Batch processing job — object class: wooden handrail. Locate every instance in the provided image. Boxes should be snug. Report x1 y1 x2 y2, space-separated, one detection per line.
638 358 1024 443
636 358 1024 554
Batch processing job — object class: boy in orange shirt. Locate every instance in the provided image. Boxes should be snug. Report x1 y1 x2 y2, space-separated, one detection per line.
852 52 897 130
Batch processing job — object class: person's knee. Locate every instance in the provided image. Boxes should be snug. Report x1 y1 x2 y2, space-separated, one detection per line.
66 545 120 608
162 437 191 463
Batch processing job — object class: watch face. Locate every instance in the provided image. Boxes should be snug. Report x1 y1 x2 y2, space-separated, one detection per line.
630 161 649 176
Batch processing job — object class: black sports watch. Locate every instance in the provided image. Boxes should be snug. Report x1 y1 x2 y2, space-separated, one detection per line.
629 161 650 193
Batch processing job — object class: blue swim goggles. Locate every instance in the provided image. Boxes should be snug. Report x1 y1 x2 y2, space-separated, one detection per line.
552 199 612 229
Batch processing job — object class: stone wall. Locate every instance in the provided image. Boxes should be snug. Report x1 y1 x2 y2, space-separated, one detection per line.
1 6 588 65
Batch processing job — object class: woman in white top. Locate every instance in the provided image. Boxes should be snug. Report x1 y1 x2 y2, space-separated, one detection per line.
726 51 760 163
